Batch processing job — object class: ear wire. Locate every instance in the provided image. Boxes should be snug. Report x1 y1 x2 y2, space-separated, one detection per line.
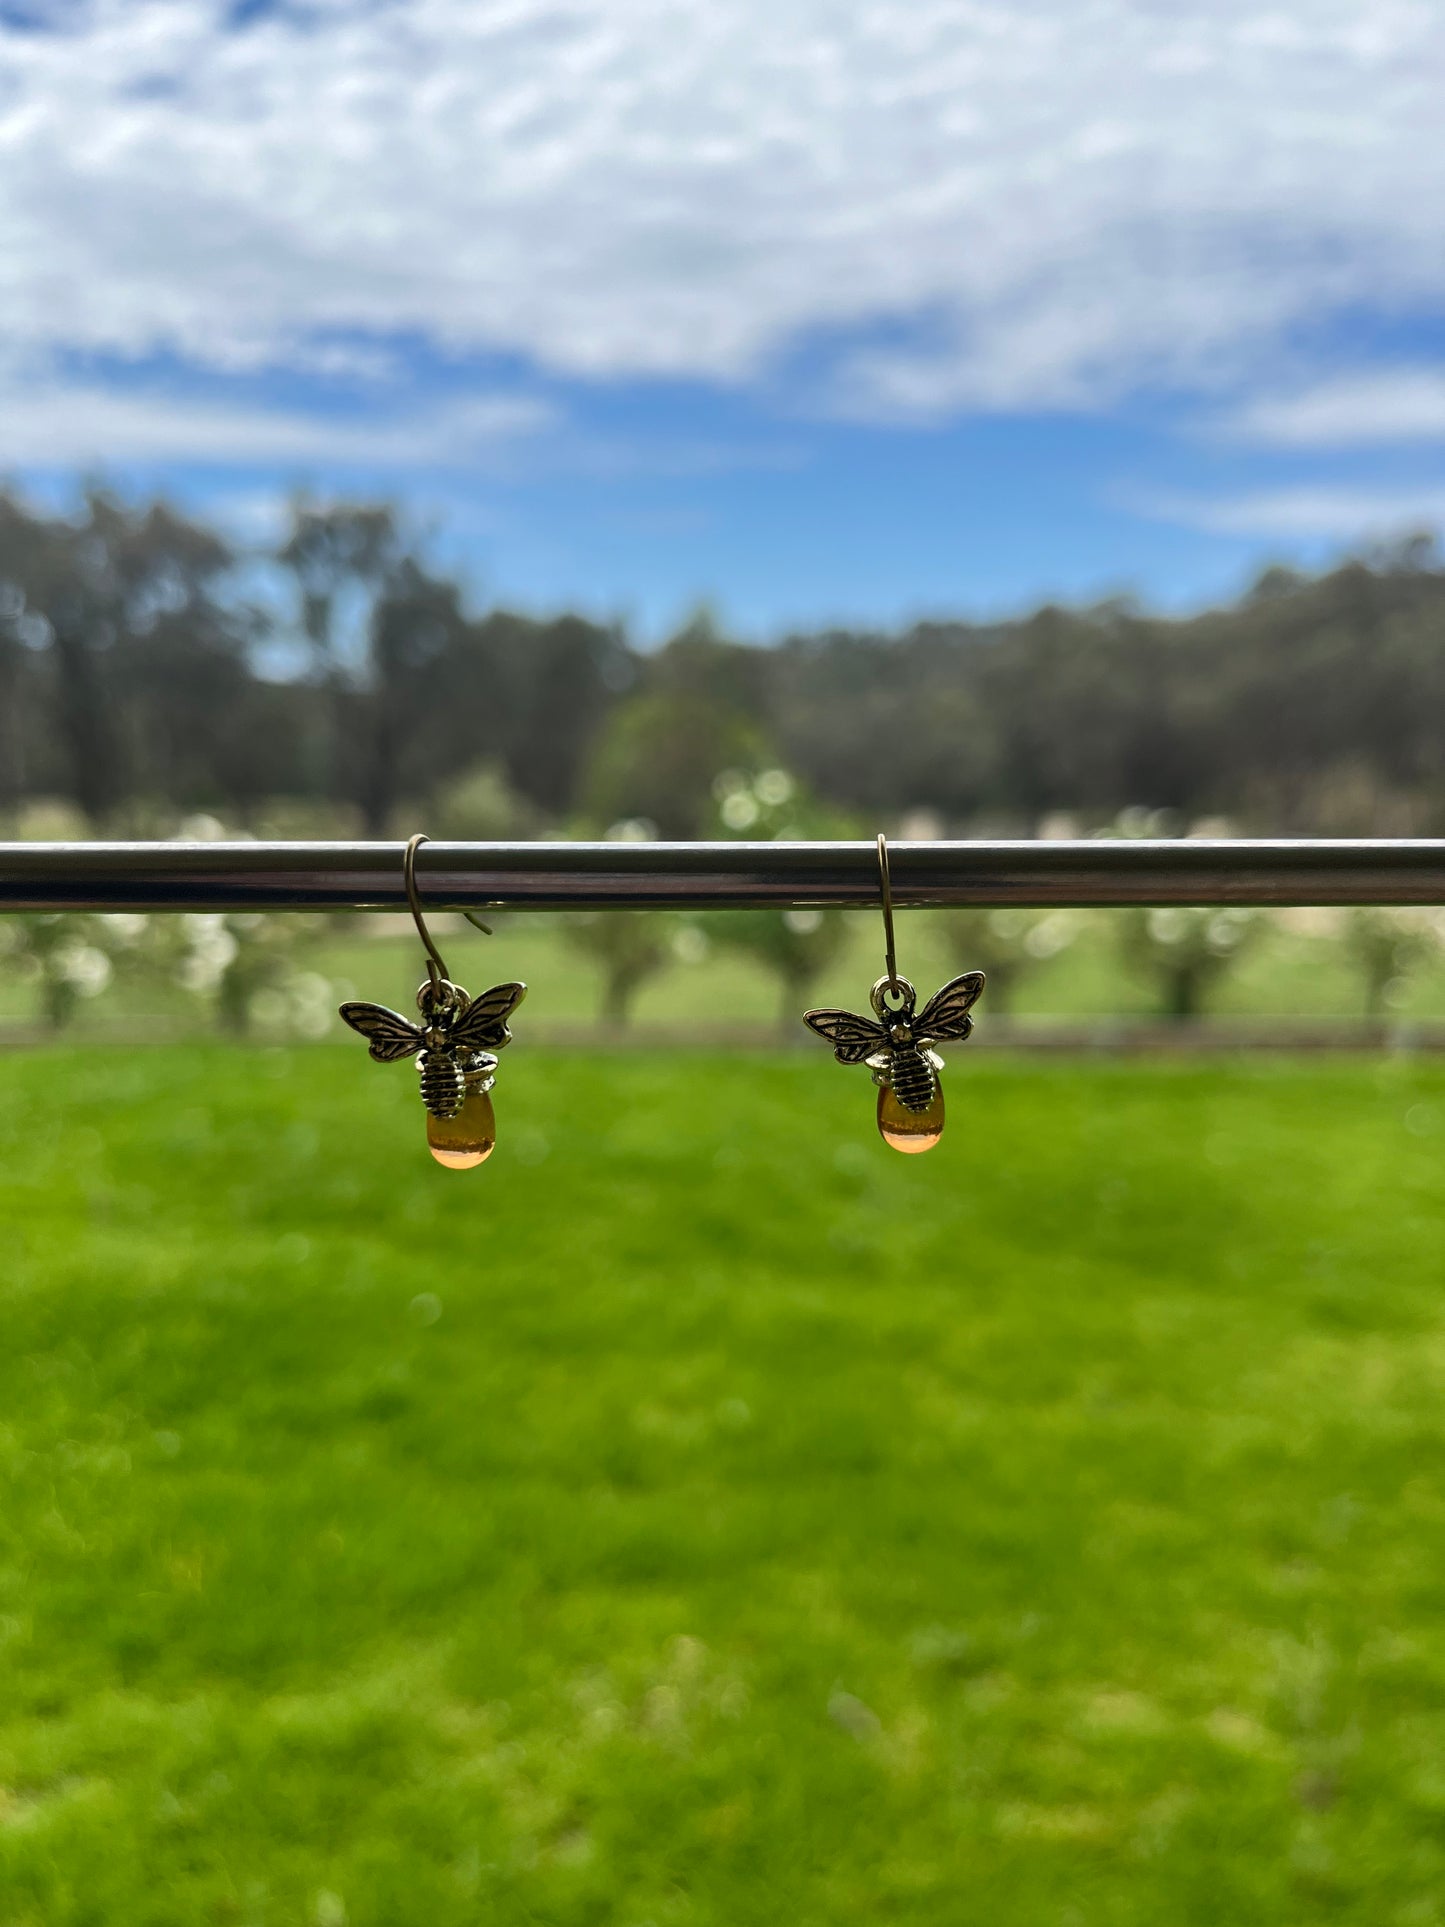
403 832 449 993
877 831 903 999
403 833 494 994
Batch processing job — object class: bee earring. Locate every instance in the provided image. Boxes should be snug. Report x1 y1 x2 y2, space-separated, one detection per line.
338 833 527 1170
804 834 984 1154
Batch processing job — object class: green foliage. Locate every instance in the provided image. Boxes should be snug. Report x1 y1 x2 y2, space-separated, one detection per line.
0 1050 1443 1922
5 487 1445 835
581 691 767 838
278 503 470 837
428 761 544 842
769 563 1445 833
0 488 247 826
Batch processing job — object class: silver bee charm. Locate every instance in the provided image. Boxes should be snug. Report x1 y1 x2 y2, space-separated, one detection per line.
804 970 984 1153
340 977 525 1114
340 975 527 1169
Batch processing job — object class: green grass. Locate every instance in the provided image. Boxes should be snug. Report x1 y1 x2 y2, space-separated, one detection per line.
1 1047 1444 1924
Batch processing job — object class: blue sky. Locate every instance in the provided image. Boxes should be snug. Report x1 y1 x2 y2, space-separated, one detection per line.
4 1 1445 639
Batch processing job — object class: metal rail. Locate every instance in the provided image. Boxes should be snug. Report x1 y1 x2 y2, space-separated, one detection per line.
1 839 1443 913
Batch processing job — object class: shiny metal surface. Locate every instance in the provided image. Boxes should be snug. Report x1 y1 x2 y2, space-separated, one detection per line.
1 839 1443 912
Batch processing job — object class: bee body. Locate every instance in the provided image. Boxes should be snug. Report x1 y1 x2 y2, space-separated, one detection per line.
882 1042 938 1113
418 1051 466 1119
418 1044 500 1119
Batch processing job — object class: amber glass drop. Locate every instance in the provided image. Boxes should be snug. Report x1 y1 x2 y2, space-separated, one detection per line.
877 1078 945 1154
427 1084 497 1170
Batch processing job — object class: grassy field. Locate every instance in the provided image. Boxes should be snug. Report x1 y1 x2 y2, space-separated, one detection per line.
1 1047 1444 1925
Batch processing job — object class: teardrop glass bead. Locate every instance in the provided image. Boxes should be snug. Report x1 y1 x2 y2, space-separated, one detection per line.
427 1084 497 1170
877 1078 945 1154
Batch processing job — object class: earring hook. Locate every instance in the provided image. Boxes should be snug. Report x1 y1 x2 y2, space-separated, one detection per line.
402 834 493 998
403 833 449 991
877 831 901 995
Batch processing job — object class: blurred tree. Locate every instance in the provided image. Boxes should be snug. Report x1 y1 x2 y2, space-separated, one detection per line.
0 490 251 825
767 624 1001 819
361 558 468 835
1343 908 1444 1019
0 570 36 813
281 502 402 678
935 907 1078 1015
1117 907 1261 1019
3 482 1445 843
562 912 675 1032
211 916 326 1037
706 767 854 1033
651 605 769 716
280 503 465 835
0 912 143 1029
582 692 767 838
91 494 251 814
768 557 1445 835
469 612 630 818
715 905 849 1036
8 505 121 824
429 760 543 840
142 909 329 1036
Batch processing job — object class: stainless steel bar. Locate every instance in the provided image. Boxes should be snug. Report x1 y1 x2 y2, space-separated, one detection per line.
1 839 1444 913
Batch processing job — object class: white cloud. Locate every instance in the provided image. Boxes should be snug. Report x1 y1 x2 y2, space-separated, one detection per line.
1216 370 1445 447
0 379 555 468
1133 484 1445 540
0 1 1443 418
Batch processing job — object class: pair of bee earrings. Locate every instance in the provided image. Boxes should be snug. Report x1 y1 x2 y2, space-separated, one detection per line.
339 832 984 1167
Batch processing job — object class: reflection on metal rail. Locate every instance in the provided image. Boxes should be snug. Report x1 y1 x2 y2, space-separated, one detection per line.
1 839 1443 914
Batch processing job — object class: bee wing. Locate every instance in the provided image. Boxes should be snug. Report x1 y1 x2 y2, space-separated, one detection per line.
338 1000 424 1062
915 970 986 1042
450 980 528 1052
803 1007 889 1065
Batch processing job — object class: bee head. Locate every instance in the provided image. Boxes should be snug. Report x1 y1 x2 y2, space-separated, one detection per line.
889 1019 912 1046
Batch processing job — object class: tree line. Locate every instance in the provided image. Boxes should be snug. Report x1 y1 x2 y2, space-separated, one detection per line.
2 490 1443 839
